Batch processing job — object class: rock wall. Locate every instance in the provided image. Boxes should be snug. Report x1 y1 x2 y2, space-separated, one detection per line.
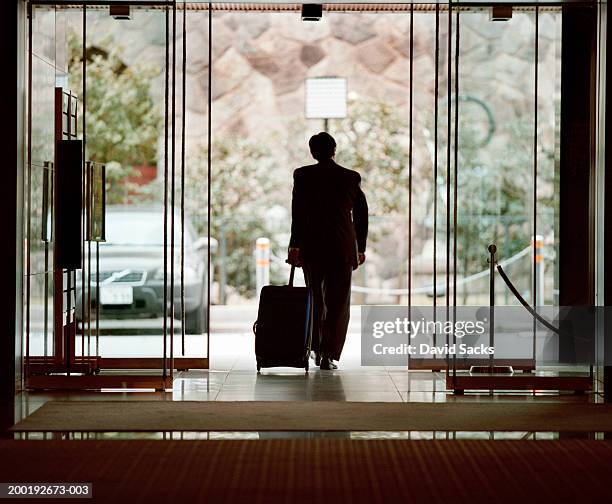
74 8 561 297
82 9 560 160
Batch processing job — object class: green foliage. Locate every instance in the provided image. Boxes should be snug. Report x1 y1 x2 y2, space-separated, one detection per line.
184 139 286 297
454 109 555 284
332 99 413 283
334 97 556 293
68 33 162 204
335 99 409 216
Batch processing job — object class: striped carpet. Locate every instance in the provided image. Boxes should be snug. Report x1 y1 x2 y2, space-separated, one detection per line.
12 400 612 432
1 439 612 502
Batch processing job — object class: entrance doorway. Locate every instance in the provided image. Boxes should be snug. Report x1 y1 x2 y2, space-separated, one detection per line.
22 1 594 393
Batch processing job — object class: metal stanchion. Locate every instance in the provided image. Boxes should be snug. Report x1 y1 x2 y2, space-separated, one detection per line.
470 244 513 375
488 244 496 372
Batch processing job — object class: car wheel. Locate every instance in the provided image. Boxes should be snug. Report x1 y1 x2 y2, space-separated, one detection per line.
185 304 205 334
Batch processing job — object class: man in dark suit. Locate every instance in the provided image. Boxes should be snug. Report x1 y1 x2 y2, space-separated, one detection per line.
287 132 368 370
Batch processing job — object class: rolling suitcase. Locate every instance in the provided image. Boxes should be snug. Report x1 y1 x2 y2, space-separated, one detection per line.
253 266 313 373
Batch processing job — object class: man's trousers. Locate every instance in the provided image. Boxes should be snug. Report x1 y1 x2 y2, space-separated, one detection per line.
303 261 353 361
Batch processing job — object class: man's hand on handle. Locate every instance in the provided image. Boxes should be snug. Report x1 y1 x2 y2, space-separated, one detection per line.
287 247 302 267
358 253 366 266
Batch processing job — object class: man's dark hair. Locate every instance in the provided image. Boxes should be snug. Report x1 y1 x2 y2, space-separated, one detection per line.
309 132 336 161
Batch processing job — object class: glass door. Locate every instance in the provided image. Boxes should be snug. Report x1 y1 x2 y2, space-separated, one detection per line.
25 1 210 390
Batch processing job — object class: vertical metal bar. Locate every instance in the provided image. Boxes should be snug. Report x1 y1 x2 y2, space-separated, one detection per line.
42 159 52 361
44 175 48 359
433 2 439 350
407 0 413 368
53 95 62 362
489 244 496 371
81 4 86 360
67 95 72 373
66 270 71 375
452 10 460 379
170 0 177 377
87 164 92 357
206 2 212 361
533 7 539 361
84 6 95 363
163 5 170 380
181 0 187 356
445 4 452 374
26 1 33 379
81 184 85 358
96 239 99 358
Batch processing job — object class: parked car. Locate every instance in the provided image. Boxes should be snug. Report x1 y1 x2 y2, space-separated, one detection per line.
76 205 217 334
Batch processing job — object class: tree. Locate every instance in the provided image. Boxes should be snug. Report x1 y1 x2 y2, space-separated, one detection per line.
334 99 410 216
330 97 555 303
443 102 556 303
68 34 162 203
333 99 418 290
182 138 287 298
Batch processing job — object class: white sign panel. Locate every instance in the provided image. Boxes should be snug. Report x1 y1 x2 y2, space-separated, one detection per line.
100 285 133 306
305 77 348 119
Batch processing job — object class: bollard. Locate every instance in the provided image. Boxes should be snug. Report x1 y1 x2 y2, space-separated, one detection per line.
255 238 270 301
532 235 545 305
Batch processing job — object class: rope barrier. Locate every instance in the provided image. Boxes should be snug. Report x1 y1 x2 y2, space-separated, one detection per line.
268 245 532 295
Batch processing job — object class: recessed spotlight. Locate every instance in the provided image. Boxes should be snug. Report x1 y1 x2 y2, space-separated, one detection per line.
490 6 512 22
110 5 131 20
302 4 323 22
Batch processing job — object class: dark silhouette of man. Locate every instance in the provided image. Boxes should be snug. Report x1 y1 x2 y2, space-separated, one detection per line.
287 132 368 370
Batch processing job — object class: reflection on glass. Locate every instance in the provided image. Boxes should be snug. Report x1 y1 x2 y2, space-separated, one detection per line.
103 210 193 247
70 6 169 357
87 162 105 242
41 162 53 243
455 9 560 308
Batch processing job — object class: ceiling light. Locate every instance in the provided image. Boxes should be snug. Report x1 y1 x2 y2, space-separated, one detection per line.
490 6 512 22
302 4 323 22
110 5 131 20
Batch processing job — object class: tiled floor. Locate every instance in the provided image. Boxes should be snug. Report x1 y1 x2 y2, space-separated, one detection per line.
12 361 601 440
15 366 597 425
13 324 600 434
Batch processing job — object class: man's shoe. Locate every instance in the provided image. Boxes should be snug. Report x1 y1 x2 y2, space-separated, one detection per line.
319 356 338 370
311 351 321 366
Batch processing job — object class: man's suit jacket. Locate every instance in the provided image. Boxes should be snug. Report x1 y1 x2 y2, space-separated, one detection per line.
289 160 368 268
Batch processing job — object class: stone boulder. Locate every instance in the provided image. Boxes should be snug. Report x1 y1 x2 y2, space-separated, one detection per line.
300 44 326 67
331 14 377 45
357 39 397 73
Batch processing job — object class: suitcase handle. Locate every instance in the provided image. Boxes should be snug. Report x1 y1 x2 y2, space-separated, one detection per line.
288 265 295 287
